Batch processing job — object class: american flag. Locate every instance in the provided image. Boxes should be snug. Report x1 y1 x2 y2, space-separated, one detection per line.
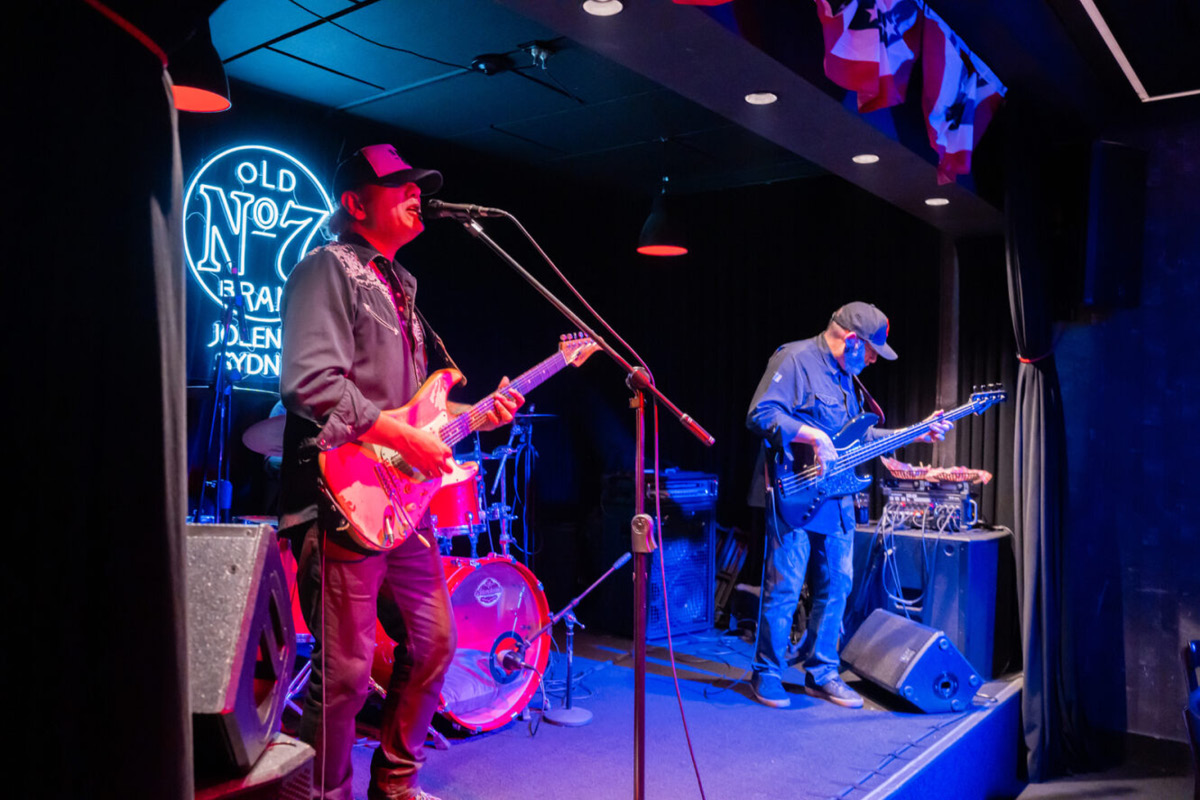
920 4 1006 184
815 0 922 112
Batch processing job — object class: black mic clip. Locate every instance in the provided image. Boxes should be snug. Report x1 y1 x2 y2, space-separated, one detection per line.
422 198 506 220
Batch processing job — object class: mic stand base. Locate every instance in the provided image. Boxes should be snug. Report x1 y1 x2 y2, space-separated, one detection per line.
543 706 593 727
543 612 593 727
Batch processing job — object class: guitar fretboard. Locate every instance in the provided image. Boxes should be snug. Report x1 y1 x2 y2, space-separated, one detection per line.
437 351 570 447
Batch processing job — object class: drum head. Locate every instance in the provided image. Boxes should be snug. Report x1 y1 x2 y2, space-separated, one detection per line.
440 556 550 732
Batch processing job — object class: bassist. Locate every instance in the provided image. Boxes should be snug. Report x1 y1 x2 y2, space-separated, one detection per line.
746 302 951 710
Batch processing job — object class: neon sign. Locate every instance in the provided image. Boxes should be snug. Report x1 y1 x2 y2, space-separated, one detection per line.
184 144 333 381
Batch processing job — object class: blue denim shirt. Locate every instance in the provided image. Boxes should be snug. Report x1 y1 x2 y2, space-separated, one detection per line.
747 334 873 537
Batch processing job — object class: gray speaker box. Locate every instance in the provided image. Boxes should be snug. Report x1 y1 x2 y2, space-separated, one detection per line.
187 523 294 776
841 608 982 713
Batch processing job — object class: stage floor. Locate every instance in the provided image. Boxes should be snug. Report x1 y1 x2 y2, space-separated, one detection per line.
334 628 1024 800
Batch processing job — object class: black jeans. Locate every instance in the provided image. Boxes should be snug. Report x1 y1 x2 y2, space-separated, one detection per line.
296 517 456 800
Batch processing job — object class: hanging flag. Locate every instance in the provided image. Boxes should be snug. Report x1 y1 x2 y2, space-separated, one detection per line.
814 0 922 112
920 5 1006 184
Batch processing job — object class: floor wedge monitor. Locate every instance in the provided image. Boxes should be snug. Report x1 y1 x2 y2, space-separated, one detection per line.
841 608 982 713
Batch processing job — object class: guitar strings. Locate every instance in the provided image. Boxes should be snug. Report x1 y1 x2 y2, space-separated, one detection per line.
437 352 568 445
777 406 976 492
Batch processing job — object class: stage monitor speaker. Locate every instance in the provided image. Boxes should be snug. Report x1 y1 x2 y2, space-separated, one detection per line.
850 525 1010 679
841 609 982 713
591 472 717 640
187 523 294 777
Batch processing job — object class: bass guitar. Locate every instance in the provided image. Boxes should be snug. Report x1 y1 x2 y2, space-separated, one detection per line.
770 386 1006 529
320 334 599 551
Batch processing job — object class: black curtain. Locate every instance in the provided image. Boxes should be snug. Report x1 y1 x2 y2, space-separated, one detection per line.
1002 97 1092 780
16 3 211 797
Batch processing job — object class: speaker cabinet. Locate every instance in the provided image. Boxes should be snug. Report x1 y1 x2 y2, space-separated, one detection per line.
850 525 1010 679
842 609 982 713
590 472 717 640
187 523 294 777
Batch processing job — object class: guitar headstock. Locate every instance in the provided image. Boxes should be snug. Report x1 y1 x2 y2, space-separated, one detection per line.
559 332 600 367
967 384 1007 414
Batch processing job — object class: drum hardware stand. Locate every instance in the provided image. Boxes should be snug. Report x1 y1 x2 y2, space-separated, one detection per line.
452 212 714 800
488 410 534 560
543 612 590 726
196 281 248 524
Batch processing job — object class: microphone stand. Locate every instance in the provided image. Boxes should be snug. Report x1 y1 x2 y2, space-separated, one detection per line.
453 214 714 800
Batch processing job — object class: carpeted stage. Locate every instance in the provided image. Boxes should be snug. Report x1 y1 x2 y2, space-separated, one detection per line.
340 630 1024 800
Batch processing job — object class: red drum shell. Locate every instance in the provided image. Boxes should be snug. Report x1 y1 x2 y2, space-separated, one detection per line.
428 463 487 537
372 555 551 733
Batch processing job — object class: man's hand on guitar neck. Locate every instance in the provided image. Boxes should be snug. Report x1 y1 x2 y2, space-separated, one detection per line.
450 377 526 432
914 410 953 443
361 413 454 477
794 425 838 476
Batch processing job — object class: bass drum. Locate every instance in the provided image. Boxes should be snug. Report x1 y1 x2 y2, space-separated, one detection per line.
372 555 551 733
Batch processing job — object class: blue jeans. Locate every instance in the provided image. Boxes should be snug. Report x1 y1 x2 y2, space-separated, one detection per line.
753 514 854 685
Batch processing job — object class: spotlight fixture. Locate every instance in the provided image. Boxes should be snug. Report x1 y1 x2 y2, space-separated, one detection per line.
170 19 231 112
637 179 687 257
924 197 950 206
582 0 623 16
470 53 515 76
851 154 880 164
744 92 778 105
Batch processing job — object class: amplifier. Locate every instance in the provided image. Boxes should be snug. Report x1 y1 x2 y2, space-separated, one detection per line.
881 479 978 531
590 470 717 639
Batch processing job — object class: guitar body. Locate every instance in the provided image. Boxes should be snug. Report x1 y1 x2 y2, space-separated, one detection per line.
317 335 601 552
319 369 477 552
771 412 878 530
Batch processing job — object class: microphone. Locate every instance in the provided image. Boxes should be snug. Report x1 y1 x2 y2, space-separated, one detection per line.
498 648 537 673
422 198 505 220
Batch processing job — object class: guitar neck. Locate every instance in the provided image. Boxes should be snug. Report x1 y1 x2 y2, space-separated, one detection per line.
438 351 569 447
831 402 980 474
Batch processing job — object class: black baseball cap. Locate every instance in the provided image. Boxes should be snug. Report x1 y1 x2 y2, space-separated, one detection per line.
333 144 443 197
832 301 898 360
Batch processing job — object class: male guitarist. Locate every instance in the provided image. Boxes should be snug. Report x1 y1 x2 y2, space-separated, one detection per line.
279 143 522 800
746 301 951 709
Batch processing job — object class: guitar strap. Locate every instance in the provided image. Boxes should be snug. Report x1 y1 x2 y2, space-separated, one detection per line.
414 307 465 386
853 374 885 425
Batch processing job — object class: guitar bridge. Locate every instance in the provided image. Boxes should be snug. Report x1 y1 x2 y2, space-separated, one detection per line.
375 462 415 541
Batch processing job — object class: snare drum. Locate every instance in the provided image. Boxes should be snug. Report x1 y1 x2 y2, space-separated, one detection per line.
428 462 487 538
372 554 551 733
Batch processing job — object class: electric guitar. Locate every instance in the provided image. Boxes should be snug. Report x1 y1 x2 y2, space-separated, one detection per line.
770 386 1006 529
319 334 599 551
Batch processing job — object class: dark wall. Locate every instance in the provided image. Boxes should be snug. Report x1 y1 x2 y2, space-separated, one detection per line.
181 82 1000 607
1057 112 1200 743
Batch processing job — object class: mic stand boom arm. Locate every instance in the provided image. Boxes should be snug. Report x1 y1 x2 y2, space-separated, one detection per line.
458 218 714 447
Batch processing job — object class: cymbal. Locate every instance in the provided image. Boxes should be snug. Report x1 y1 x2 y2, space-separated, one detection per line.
514 412 557 419
242 415 286 457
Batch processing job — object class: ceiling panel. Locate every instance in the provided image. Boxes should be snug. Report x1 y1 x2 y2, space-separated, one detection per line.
211 0 356 61
222 48 384 107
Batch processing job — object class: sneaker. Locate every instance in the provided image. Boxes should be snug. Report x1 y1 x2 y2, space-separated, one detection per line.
750 673 792 708
804 674 864 708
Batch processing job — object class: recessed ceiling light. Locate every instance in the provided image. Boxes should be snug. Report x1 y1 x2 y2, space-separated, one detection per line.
582 0 623 16
851 154 880 164
924 197 950 206
744 92 778 105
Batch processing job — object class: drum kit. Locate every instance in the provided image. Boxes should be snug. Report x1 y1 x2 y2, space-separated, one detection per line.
242 409 565 734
